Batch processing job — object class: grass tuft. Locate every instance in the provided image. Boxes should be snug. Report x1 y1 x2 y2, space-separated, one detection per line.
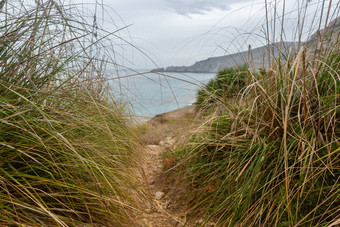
168 1 340 226
0 1 144 226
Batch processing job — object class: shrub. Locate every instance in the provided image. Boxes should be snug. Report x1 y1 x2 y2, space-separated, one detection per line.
197 65 248 107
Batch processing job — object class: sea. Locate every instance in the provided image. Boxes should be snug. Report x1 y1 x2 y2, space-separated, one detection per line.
108 70 216 118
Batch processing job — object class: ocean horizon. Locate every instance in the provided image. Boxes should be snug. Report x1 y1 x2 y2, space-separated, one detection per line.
108 70 216 118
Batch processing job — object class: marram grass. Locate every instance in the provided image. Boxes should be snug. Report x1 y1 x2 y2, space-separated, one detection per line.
169 2 339 226
0 1 144 226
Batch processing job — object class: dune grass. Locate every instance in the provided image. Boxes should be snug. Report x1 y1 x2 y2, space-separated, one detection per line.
0 1 144 226
196 65 248 108
168 1 339 226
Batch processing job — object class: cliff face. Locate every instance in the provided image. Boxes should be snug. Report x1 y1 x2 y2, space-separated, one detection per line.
153 42 298 73
152 17 340 74
306 16 340 52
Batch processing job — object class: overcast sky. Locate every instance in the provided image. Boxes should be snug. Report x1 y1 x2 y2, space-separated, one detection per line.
74 0 338 69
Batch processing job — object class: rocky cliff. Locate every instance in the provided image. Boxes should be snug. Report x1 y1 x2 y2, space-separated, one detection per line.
152 16 340 74
152 42 298 73
305 16 340 52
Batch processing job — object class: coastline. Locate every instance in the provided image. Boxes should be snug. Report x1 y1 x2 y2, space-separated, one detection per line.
132 104 197 125
151 104 196 121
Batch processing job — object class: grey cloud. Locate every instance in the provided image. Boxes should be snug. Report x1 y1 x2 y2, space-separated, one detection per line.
166 0 248 15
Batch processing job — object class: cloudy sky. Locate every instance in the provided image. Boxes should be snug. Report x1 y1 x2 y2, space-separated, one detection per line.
75 0 337 69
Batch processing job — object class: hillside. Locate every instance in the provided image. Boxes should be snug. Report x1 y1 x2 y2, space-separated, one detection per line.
152 42 299 73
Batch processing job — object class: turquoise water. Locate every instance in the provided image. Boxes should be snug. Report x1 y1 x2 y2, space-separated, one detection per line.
109 71 216 117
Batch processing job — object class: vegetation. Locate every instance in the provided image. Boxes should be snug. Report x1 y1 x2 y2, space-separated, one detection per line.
0 1 144 226
196 65 248 107
168 3 340 227
1 0 339 226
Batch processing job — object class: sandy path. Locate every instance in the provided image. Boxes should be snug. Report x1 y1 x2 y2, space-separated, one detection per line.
140 144 187 227
135 105 204 227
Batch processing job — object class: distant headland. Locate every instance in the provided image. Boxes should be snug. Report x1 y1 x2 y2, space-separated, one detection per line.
151 42 299 73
